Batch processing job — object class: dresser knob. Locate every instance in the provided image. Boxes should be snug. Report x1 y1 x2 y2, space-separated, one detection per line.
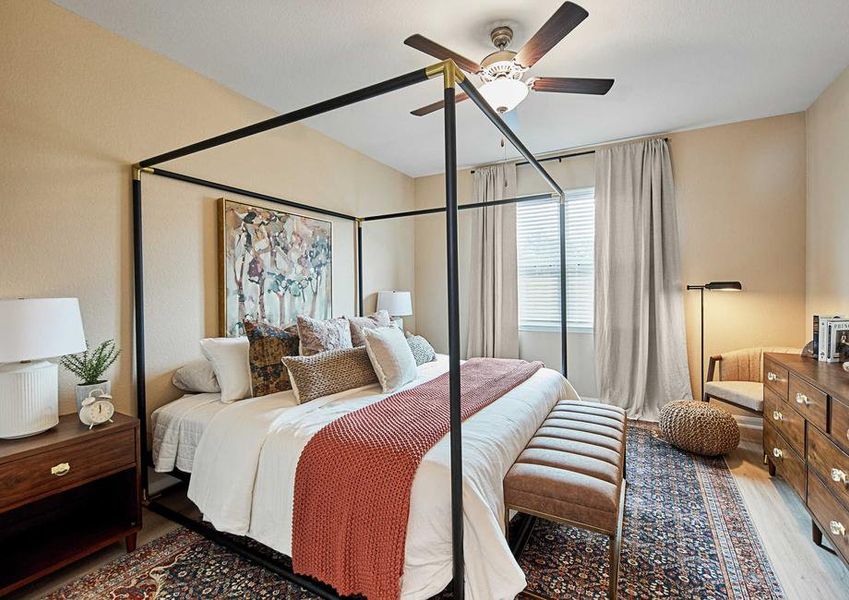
767 372 778 382
832 468 849 485
50 462 70 477
795 392 810 405
830 521 846 537
772 410 783 421
772 447 783 459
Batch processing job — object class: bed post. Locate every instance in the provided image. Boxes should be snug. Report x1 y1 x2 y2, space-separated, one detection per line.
441 60 465 600
559 196 568 377
132 165 149 495
356 219 364 316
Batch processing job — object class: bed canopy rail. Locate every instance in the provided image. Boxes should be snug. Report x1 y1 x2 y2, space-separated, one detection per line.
131 59 563 600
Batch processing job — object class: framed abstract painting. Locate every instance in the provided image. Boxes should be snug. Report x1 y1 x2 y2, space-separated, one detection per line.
220 198 332 336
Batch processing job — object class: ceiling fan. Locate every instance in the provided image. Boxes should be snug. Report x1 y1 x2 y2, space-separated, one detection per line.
405 1 613 117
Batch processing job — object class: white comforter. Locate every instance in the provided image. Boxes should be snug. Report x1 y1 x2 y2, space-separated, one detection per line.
188 355 577 599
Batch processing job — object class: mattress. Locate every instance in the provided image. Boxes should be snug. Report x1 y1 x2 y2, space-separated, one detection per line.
151 392 230 473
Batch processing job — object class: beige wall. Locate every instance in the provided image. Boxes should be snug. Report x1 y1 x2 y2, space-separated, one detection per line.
0 0 415 417
806 64 849 317
671 114 808 402
414 115 809 404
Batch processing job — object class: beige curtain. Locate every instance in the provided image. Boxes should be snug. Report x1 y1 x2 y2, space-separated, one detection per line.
465 163 519 359
594 139 692 420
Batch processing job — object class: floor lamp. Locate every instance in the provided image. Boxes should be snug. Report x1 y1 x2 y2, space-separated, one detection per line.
686 281 743 401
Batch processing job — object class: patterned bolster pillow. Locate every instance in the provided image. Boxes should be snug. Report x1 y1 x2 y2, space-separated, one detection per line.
282 347 378 404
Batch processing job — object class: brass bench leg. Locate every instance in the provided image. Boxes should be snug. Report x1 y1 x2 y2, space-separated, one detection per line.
608 480 626 600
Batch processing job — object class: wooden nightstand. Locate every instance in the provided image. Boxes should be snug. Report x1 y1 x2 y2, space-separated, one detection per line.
0 412 141 596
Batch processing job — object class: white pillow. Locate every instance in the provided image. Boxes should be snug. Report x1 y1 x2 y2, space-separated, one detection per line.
172 358 220 393
363 326 417 393
199 336 251 403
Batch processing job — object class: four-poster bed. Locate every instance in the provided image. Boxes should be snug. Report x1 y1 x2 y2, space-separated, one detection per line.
131 59 568 599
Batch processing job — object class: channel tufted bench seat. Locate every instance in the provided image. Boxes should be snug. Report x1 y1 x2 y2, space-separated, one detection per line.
504 399 627 600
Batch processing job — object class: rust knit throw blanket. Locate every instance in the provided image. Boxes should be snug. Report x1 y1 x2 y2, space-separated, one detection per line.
291 357 543 600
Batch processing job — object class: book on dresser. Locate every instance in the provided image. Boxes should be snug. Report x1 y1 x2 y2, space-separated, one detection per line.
0 412 141 596
763 353 849 564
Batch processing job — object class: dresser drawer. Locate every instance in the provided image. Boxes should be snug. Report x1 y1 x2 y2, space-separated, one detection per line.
765 422 806 500
764 387 805 456
831 397 849 453
0 428 135 512
808 471 849 561
808 424 849 511
789 373 828 433
763 357 789 400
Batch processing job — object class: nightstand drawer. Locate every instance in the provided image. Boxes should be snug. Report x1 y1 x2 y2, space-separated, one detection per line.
0 428 135 512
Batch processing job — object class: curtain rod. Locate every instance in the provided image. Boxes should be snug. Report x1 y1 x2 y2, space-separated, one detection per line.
470 136 670 174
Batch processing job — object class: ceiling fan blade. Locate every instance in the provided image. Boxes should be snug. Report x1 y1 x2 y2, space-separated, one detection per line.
531 77 614 95
404 34 481 74
514 2 589 68
410 92 470 116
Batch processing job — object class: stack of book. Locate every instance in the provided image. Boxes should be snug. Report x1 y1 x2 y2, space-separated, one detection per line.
813 315 849 362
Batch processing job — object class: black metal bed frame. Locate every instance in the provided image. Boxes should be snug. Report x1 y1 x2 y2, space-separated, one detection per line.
132 60 565 600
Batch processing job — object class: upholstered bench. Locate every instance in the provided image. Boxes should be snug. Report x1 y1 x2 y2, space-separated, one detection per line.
504 399 627 600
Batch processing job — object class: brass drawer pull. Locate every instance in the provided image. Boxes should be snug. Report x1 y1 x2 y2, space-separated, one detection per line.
772 447 784 459
795 392 810 406
767 372 779 382
772 410 783 421
830 521 846 537
832 468 849 485
50 462 70 477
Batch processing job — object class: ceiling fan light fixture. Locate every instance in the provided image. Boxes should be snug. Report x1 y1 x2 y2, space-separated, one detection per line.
479 78 529 113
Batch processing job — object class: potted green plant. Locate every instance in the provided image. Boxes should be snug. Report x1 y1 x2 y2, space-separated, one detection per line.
61 339 120 411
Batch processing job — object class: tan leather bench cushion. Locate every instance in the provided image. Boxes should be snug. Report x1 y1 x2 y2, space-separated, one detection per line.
505 400 626 534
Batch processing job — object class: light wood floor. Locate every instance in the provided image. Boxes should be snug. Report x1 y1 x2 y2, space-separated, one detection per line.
10 443 849 599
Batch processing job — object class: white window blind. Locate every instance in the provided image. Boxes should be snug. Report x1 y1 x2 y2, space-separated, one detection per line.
516 187 594 331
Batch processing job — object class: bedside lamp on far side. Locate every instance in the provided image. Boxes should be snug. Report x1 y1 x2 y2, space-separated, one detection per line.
377 290 413 330
0 298 86 438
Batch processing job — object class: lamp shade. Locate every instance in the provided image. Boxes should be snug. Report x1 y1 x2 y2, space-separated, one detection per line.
0 298 86 362
376 291 412 317
704 281 743 291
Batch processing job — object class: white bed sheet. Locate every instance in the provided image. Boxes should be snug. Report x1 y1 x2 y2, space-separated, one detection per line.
151 392 230 473
188 355 578 600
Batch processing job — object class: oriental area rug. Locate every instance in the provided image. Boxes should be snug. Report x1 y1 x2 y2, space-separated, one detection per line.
45 424 782 599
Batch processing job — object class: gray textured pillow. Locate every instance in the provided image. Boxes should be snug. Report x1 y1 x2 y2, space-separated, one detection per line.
348 310 391 347
282 347 377 403
363 326 418 393
405 333 437 366
172 359 220 393
297 315 353 356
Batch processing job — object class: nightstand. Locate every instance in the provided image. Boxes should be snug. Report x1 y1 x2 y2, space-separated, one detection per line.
0 412 141 596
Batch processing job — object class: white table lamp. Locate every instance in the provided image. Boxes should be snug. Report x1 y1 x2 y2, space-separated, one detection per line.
0 298 86 438
377 291 412 330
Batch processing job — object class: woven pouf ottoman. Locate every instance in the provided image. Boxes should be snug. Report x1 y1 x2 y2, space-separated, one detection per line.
659 400 740 457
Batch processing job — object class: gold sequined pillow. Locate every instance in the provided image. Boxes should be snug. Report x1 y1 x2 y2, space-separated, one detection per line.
282 347 377 403
244 320 299 396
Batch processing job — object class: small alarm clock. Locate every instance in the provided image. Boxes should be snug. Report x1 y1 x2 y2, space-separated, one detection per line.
79 390 115 429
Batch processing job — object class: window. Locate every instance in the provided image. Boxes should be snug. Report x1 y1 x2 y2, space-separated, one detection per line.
516 187 594 331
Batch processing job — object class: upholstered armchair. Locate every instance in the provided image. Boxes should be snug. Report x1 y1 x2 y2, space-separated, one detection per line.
704 347 801 413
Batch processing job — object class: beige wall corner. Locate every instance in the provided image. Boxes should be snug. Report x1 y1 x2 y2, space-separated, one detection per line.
806 63 849 318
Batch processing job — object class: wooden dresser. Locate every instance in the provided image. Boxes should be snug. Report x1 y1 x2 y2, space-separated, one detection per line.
763 353 849 565
0 413 141 596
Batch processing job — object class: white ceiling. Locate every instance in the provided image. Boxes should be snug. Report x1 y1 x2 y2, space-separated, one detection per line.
55 0 849 177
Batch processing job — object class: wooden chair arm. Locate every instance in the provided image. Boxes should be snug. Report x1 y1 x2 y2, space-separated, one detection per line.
706 355 722 382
